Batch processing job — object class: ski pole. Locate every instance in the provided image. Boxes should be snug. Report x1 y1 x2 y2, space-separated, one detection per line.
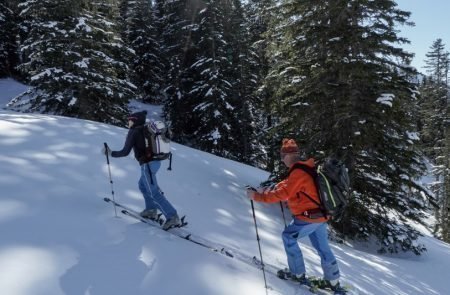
104 142 118 217
250 199 269 295
279 201 287 228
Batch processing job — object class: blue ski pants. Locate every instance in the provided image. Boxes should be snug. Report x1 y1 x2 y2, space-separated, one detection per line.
282 218 340 280
138 161 177 219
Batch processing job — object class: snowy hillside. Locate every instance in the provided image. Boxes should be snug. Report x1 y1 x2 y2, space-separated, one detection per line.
1 79 450 295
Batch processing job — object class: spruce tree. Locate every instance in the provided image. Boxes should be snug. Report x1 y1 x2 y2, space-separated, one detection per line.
420 39 450 242
265 0 430 254
120 0 164 103
425 39 450 84
177 0 238 157
8 0 135 124
0 3 11 77
222 0 262 164
443 105 450 242
162 0 263 163
158 0 194 134
0 1 19 78
248 0 288 173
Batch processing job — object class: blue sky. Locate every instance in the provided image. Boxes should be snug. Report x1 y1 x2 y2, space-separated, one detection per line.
395 0 450 73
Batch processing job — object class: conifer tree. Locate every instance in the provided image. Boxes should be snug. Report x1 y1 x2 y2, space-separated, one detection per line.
0 1 19 78
162 0 263 163
425 39 450 84
8 0 135 124
223 0 262 164
443 108 450 242
420 39 450 242
246 0 286 172
177 0 238 157
158 0 194 134
120 0 164 103
265 0 430 254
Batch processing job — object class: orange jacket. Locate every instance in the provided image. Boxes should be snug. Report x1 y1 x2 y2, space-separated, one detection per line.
253 159 328 223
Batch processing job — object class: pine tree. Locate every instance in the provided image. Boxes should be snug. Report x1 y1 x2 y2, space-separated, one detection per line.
238 0 275 168
265 0 430 254
158 0 195 133
175 0 237 157
221 0 262 164
8 0 135 124
120 0 164 103
0 1 19 78
420 39 450 242
443 104 450 242
0 3 11 77
162 0 263 163
425 39 450 84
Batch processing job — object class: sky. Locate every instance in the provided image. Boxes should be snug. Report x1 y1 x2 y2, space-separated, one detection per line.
395 0 450 74
1 78 450 295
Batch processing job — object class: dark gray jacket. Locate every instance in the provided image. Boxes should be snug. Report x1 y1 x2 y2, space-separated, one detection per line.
111 111 147 165
111 126 147 164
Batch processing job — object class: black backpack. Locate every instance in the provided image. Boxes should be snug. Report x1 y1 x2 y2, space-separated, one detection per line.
291 158 350 220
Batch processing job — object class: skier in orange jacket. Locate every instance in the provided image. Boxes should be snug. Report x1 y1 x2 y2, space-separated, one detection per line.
247 139 344 293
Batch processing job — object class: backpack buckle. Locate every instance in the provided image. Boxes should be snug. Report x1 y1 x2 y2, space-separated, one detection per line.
299 208 324 219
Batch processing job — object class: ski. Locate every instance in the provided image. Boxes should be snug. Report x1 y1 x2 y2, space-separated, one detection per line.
103 197 164 225
121 208 234 257
248 259 330 294
249 258 357 295
274 268 354 295
104 197 360 295
276 268 331 294
104 197 233 258
121 209 187 230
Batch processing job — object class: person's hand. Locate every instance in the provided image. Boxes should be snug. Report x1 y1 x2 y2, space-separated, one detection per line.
101 146 112 156
247 189 256 200
246 186 257 200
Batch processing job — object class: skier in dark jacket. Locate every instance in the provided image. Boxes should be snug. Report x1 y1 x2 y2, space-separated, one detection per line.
103 110 181 230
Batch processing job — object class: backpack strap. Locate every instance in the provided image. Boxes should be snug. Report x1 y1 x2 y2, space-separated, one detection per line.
289 163 317 178
296 191 321 208
290 163 327 218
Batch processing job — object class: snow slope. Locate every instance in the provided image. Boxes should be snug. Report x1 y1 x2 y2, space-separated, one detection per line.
0 78 29 107
1 79 450 295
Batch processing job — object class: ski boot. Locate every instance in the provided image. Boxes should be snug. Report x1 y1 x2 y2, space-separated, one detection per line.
277 269 312 287
140 209 158 220
330 281 347 295
310 279 347 295
162 214 181 230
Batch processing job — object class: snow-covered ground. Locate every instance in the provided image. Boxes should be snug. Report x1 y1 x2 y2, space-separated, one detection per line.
0 78 29 105
1 78 449 295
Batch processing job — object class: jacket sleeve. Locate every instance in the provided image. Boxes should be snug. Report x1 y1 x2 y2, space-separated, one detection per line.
253 170 309 203
253 180 290 203
111 129 136 158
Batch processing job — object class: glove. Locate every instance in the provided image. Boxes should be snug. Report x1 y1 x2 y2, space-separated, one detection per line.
101 146 112 156
246 186 257 200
